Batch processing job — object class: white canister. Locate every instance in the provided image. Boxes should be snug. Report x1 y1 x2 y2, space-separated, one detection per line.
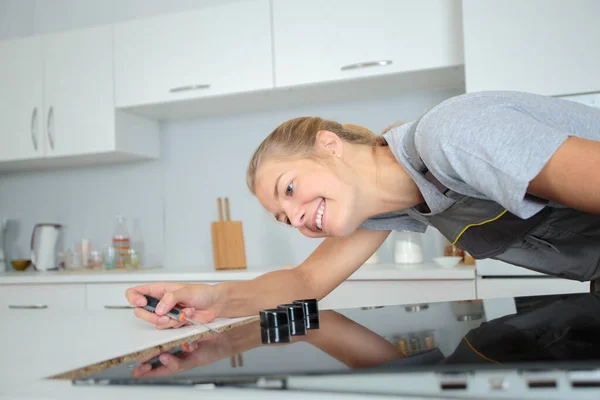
394 231 424 264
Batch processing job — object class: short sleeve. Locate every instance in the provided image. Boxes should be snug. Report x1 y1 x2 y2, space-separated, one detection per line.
416 105 570 219
360 212 427 233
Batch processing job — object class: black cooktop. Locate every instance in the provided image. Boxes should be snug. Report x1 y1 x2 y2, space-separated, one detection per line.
72 292 600 397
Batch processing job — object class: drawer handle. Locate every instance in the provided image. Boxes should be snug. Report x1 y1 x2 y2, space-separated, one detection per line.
47 106 55 150
104 305 136 309
31 107 39 151
169 84 211 93
340 59 393 71
9 304 48 309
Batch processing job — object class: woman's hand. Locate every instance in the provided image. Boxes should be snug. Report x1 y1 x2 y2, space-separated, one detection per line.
125 282 223 330
131 320 263 378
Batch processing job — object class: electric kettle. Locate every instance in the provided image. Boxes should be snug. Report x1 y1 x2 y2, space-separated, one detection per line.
31 223 62 271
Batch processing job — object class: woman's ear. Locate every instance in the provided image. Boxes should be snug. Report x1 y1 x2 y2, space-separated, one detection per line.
315 130 342 157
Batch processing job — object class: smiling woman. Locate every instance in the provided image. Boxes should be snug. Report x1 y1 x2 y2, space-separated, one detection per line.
246 117 422 238
126 90 600 328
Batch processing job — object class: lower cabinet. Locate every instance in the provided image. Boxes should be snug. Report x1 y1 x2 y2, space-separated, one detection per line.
0 284 85 310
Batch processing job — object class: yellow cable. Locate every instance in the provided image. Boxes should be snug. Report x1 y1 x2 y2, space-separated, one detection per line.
451 209 508 246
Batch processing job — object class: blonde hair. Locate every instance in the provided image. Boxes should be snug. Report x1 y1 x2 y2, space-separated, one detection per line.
247 116 392 194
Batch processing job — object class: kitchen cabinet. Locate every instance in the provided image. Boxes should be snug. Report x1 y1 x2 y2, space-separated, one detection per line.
113 0 274 108
272 0 464 87
476 278 589 300
0 284 85 310
461 0 600 96
42 25 115 157
0 36 44 161
0 25 159 171
86 283 150 310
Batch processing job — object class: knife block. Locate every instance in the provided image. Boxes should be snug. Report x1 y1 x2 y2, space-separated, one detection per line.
211 197 247 270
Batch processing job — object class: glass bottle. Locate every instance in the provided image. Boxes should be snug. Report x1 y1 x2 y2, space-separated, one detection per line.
112 215 130 268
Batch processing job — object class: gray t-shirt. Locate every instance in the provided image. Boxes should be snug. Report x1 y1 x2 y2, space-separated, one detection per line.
361 91 600 232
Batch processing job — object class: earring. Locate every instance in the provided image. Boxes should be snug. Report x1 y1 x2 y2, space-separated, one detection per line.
337 154 341 158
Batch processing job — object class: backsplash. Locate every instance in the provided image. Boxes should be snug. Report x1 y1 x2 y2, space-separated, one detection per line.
0 89 461 270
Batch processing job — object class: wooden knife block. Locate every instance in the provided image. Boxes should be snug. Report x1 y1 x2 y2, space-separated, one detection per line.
211 197 247 270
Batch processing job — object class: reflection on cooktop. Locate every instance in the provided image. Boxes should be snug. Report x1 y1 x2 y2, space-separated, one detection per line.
63 293 600 386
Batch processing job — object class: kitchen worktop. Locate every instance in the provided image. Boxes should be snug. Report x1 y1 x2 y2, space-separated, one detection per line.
0 263 475 285
0 308 402 400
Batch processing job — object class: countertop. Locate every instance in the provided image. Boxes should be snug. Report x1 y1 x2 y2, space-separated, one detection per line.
0 308 441 400
0 263 476 285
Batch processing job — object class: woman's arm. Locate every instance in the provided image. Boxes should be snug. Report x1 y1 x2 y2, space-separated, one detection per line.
527 136 600 214
217 228 391 318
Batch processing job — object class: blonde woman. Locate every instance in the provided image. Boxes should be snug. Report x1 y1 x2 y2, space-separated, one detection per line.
127 91 600 330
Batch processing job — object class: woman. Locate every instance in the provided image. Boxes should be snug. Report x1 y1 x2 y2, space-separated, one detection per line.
126 90 600 330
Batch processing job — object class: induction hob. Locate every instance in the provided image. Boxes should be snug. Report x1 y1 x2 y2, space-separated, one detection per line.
61 292 600 399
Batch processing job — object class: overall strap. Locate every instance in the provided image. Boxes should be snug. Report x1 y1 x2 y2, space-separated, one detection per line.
402 115 450 196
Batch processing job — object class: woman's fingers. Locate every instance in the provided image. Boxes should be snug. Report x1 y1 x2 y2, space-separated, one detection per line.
125 282 186 307
133 307 161 325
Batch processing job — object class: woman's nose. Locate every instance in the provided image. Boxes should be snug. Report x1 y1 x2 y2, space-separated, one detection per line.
288 207 306 228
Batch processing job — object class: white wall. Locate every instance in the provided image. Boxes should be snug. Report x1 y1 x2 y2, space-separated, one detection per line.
0 0 461 270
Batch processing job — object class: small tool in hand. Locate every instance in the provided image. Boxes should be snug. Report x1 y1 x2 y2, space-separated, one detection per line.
142 294 220 334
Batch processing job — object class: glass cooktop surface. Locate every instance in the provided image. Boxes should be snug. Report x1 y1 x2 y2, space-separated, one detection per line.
69 292 600 391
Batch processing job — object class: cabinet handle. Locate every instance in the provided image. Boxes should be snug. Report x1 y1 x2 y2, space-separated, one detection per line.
9 304 48 309
169 84 211 93
340 60 393 71
31 107 38 151
104 305 136 309
47 106 54 150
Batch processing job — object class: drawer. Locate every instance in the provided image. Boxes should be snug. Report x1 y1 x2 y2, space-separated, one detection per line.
0 284 86 310
86 283 144 310
86 282 221 310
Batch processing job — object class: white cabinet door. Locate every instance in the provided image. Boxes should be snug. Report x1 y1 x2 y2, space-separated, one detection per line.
114 0 273 108
0 284 86 310
0 36 45 161
462 0 600 96
272 0 464 87
42 25 115 157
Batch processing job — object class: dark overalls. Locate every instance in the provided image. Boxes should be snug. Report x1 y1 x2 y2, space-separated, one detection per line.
402 123 600 284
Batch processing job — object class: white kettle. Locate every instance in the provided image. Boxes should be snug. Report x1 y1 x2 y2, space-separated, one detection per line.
31 223 62 271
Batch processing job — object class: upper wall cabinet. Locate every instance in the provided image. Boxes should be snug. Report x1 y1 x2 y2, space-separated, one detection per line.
42 26 116 158
0 36 44 162
113 0 274 108
272 0 464 87
462 0 600 96
0 25 160 172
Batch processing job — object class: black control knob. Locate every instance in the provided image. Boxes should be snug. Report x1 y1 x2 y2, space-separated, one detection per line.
293 299 320 330
278 303 307 336
259 308 291 344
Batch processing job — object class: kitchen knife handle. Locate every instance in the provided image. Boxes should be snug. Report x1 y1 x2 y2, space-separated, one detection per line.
217 198 224 221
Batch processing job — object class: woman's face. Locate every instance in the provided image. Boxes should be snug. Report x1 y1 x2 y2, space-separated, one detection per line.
255 153 364 238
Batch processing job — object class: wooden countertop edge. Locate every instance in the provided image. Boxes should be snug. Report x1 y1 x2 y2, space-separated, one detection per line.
47 315 260 381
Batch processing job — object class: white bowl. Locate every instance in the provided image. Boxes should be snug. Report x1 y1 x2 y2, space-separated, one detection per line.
433 256 462 269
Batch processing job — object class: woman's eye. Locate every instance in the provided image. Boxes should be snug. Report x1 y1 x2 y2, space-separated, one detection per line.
285 182 294 196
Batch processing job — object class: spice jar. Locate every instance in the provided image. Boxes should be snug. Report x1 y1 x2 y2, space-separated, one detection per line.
463 251 476 265
444 244 464 258
394 231 424 264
